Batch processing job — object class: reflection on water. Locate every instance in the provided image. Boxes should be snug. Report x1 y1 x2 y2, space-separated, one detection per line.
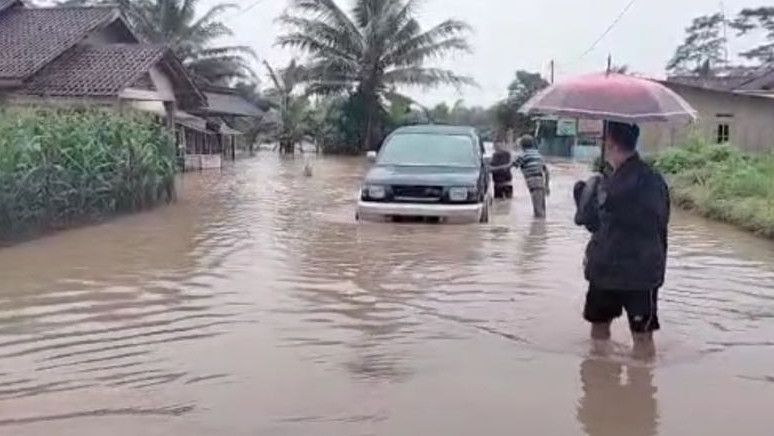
0 155 772 435
577 357 658 436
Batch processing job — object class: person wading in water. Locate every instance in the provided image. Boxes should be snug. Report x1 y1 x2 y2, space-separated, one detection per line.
574 122 670 359
490 136 515 199
488 135 550 216
514 135 550 218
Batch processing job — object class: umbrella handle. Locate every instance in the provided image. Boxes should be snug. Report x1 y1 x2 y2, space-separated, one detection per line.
599 121 608 173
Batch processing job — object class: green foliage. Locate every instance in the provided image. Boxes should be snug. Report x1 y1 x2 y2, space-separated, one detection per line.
494 70 549 136
311 96 356 154
667 13 727 74
731 7 774 64
277 0 474 150
0 108 176 241
653 139 774 238
61 0 255 84
262 60 314 153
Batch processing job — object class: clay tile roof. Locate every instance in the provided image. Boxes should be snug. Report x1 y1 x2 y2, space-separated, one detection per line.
201 91 263 117
0 0 23 15
24 43 167 97
0 6 118 81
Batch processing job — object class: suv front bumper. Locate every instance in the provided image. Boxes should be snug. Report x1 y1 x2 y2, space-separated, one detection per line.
356 200 484 223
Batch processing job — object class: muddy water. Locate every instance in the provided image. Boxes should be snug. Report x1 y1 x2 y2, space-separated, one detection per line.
0 155 772 436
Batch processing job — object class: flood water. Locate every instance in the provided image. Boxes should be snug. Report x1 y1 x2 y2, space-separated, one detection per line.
0 155 772 435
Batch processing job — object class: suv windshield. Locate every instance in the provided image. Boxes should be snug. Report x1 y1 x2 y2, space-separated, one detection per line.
377 133 478 168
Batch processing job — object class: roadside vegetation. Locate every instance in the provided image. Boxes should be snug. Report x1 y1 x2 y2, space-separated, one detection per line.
0 109 176 242
276 0 474 153
652 139 774 238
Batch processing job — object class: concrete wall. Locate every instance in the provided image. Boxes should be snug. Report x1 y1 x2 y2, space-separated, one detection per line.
640 84 774 155
148 66 176 101
0 94 116 108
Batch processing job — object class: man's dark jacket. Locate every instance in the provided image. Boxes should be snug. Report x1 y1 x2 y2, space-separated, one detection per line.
575 154 670 291
490 150 513 185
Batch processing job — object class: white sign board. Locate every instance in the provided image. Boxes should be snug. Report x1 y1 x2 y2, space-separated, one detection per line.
556 118 577 136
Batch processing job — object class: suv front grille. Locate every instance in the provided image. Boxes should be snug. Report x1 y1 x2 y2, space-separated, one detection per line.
392 185 443 202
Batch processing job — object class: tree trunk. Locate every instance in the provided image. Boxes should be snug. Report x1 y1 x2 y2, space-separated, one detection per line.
364 101 375 152
279 139 293 154
355 84 380 152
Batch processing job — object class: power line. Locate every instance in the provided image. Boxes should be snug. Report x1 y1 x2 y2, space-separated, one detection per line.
572 0 639 63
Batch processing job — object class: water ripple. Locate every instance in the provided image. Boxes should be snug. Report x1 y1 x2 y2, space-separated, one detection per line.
0 156 771 433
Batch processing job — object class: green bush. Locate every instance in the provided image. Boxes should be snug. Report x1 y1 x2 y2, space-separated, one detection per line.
652 139 774 238
0 108 176 241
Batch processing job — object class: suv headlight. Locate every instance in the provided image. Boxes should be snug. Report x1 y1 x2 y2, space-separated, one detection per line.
364 185 386 200
448 187 472 202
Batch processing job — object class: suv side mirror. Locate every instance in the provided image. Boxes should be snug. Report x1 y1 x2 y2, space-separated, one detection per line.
366 151 377 162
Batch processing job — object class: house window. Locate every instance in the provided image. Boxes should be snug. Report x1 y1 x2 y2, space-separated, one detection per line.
717 123 730 144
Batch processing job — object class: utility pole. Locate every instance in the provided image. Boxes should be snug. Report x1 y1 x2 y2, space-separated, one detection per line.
606 54 612 74
550 59 555 84
720 1 730 66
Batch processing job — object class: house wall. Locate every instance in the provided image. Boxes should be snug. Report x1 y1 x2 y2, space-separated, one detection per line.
0 94 116 108
118 66 177 105
640 84 774 154
148 66 176 101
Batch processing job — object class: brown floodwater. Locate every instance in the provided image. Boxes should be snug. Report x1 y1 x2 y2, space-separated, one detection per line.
0 155 772 436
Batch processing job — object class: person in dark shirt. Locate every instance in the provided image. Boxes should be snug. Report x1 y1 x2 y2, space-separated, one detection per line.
490 140 514 199
574 121 670 359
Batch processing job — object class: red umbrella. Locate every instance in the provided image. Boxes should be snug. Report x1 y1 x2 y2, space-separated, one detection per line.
520 73 697 124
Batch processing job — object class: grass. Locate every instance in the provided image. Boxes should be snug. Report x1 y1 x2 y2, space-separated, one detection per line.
652 138 774 238
0 107 177 242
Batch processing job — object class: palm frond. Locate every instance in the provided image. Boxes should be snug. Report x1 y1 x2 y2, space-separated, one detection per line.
187 2 238 35
276 33 359 69
286 0 362 46
263 61 286 94
383 67 475 89
196 45 258 60
387 37 470 67
277 14 362 60
385 18 471 65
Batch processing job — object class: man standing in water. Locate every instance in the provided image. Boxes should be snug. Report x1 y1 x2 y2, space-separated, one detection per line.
490 138 514 199
574 122 670 359
513 135 550 218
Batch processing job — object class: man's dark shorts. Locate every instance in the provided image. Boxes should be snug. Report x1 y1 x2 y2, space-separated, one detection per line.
583 285 660 333
494 185 513 199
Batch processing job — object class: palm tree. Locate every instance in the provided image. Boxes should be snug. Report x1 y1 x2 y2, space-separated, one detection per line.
263 60 312 154
61 0 255 84
277 0 474 151
609 64 630 74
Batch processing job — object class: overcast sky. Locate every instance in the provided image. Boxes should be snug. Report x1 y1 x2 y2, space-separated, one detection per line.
209 0 767 107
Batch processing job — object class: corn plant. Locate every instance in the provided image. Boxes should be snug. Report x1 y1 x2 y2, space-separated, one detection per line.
0 108 176 241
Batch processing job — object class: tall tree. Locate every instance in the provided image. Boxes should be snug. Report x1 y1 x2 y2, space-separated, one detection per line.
61 0 255 84
231 80 273 154
732 7 774 65
497 70 549 137
277 0 474 151
263 60 312 154
667 13 727 75
609 64 629 74
507 70 549 102
429 102 450 123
